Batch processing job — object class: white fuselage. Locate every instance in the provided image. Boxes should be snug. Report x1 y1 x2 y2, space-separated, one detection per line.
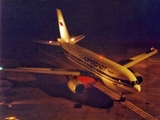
61 42 141 95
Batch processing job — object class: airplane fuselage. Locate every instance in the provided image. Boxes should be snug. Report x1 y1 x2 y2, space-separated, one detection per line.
61 42 141 95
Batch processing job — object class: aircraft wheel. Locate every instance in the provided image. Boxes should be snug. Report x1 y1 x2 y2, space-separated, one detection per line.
120 96 126 102
120 93 126 102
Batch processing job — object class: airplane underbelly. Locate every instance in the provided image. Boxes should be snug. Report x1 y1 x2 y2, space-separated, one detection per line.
101 77 134 94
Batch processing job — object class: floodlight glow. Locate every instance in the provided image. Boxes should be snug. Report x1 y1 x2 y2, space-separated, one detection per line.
0 67 2 70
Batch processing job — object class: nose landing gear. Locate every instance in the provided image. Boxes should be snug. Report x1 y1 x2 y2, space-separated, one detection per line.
120 93 126 102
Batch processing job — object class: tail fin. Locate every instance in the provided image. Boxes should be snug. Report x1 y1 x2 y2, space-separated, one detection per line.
56 9 70 43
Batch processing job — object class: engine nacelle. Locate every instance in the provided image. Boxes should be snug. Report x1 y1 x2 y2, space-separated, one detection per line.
133 72 143 84
67 79 85 94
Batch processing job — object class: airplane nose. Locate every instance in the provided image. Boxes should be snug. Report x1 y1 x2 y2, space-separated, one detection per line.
134 84 141 92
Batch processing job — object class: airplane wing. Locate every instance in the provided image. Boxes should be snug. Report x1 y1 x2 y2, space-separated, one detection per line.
1 67 81 76
35 40 60 46
122 47 158 68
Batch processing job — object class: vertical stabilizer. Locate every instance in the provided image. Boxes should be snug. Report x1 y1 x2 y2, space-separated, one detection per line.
56 9 70 43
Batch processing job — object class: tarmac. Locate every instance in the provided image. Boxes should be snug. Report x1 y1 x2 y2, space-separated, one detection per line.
0 41 160 120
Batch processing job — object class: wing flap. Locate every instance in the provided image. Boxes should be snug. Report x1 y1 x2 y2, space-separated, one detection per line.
123 47 158 68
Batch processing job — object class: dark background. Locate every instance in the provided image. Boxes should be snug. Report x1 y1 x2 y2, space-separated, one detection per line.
1 0 160 59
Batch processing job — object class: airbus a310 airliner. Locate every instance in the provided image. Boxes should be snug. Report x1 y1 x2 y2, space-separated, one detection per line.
2 9 158 101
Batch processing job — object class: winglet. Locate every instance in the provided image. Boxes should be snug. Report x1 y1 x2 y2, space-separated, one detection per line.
151 46 158 52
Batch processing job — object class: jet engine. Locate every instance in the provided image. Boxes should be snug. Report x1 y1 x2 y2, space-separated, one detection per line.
128 68 143 85
133 72 143 84
67 79 85 94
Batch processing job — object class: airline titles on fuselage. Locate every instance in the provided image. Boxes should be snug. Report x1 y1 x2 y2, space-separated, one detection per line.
83 56 107 71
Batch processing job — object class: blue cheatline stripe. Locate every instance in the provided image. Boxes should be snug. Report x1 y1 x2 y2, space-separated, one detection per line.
62 49 133 88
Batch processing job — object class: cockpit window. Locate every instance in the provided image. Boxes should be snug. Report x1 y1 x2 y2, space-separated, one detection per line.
120 79 136 86
130 81 136 86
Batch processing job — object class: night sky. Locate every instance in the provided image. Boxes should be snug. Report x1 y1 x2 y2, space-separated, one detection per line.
1 0 160 59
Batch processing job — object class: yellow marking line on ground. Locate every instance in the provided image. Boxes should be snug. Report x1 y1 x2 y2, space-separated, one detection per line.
93 82 158 120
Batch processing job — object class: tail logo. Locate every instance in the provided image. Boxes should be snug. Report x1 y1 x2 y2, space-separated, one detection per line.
59 22 63 26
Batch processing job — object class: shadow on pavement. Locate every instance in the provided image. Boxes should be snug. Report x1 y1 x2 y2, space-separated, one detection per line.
1 74 114 109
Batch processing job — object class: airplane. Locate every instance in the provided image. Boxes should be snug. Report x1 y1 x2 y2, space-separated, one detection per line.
1 9 158 102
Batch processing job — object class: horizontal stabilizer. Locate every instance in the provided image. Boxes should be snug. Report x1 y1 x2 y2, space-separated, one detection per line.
35 40 60 46
70 35 85 44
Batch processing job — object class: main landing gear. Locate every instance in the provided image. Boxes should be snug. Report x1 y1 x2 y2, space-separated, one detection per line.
120 93 126 102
